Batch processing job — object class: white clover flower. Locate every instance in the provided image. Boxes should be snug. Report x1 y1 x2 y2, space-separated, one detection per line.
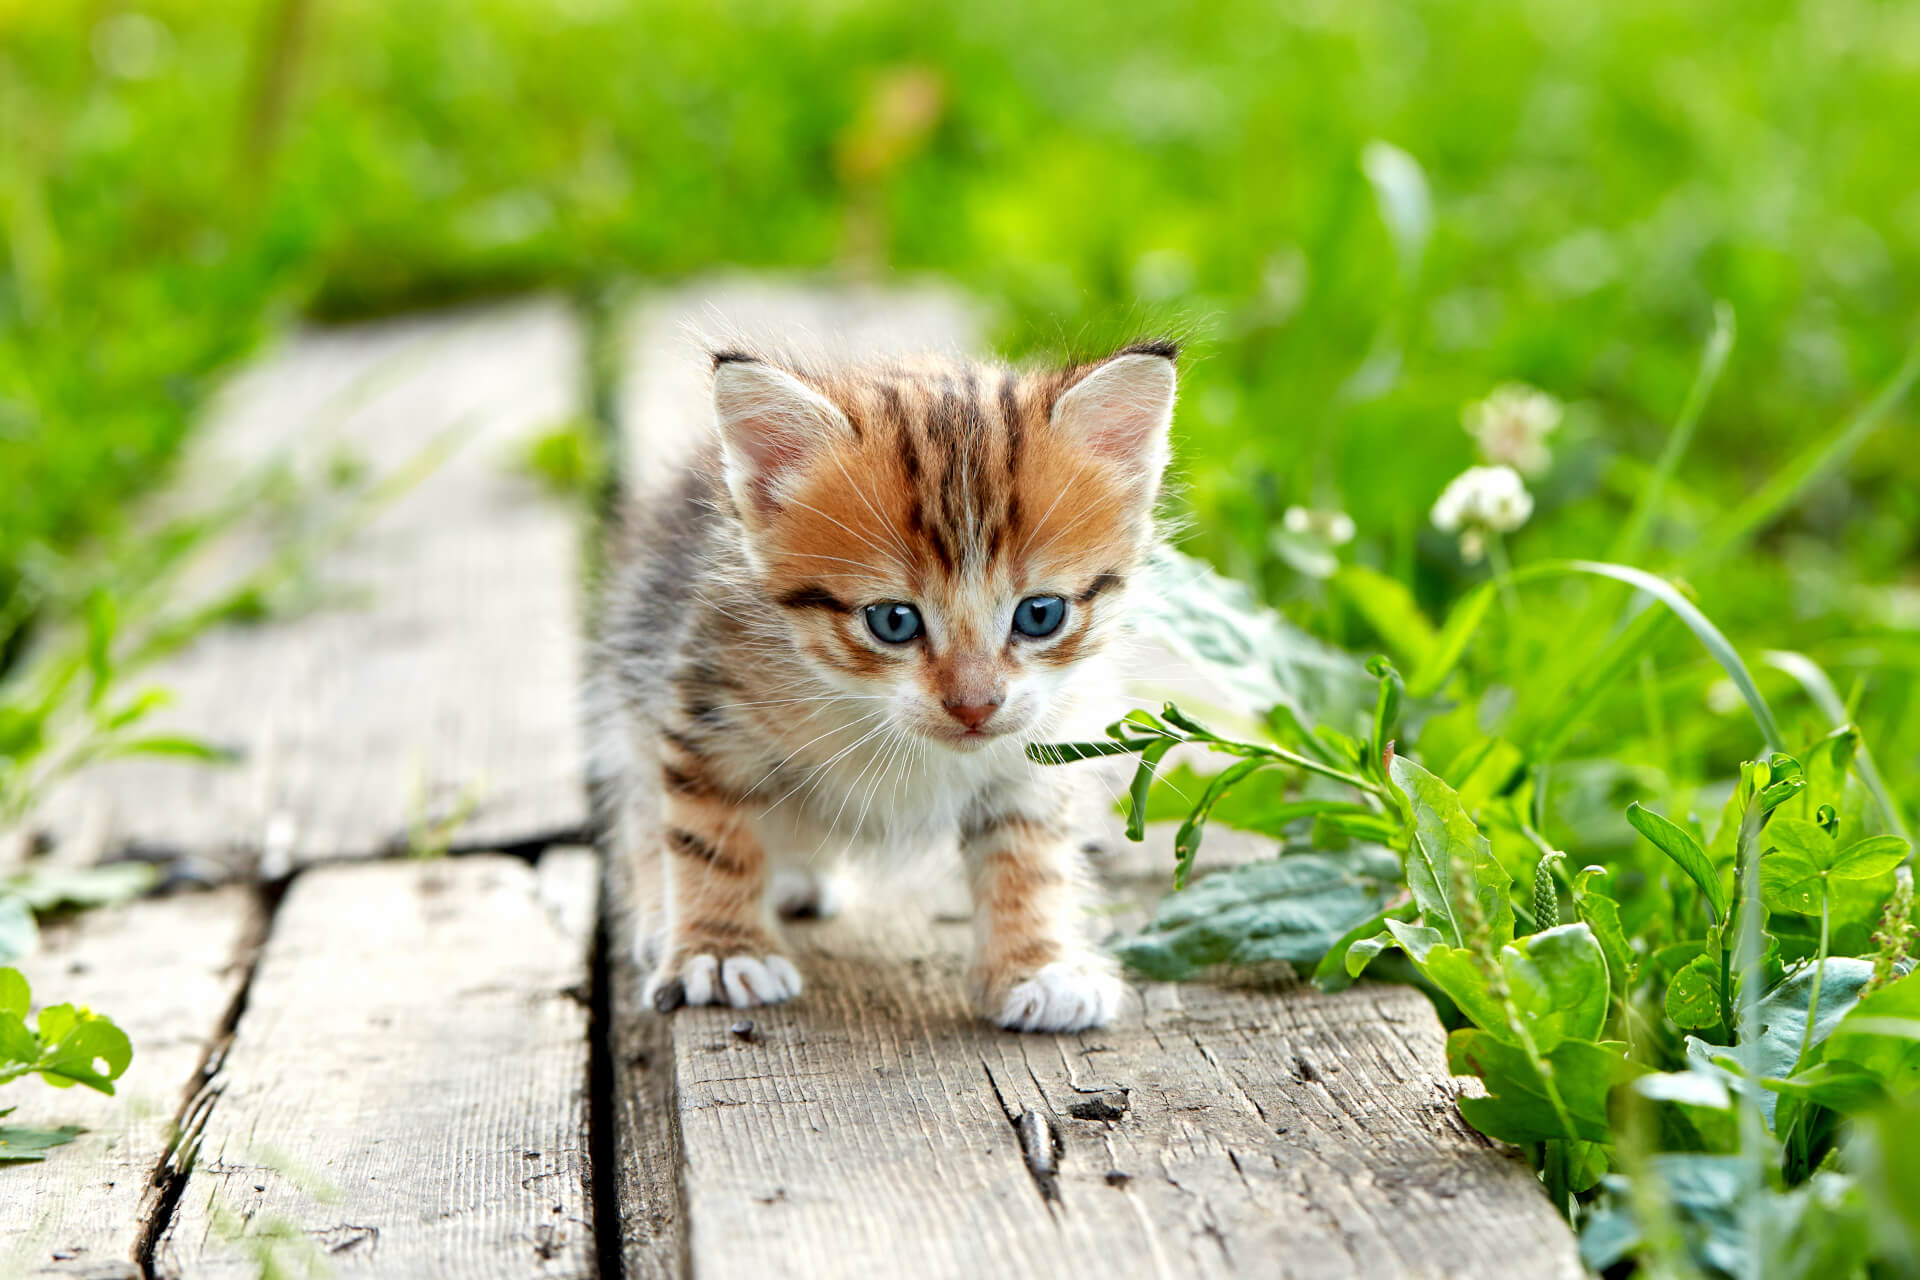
1431 465 1533 562
1282 505 1356 546
1462 382 1562 477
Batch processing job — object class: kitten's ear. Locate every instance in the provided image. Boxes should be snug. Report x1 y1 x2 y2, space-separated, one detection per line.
712 357 852 518
1051 347 1177 497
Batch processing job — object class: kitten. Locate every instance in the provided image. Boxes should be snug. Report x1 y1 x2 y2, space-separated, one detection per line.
594 337 1177 1032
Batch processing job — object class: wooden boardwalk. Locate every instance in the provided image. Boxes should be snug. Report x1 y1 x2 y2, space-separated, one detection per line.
3 282 1582 1279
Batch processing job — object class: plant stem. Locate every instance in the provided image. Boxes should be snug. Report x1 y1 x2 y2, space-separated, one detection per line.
1795 890 1831 1070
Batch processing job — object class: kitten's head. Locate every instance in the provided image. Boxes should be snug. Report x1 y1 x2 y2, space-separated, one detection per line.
711 342 1177 752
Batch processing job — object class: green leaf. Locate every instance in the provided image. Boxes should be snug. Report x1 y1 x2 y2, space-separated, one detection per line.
1825 975 1920 1093
0 967 27 1020
1695 958 1877 1123
1666 954 1724 1031
37 1012 133 1094
1172 758 1270 889
1313 897 1413 991
1330 566 1434 670
97 735 239 764
0 1124 85 1162
1134 548 1373 728
1571 867 1635 1000
1125 738 1177 843
83 590 116 711
1760 1062 1887 1115
1113 852 1400 982
1502 923 1609 1051
1627 802 1728 923
1407 583 1494 698
1832 836 1910 881
3 863 158 913
1388 754 1514 949
1447 1030 1632 1144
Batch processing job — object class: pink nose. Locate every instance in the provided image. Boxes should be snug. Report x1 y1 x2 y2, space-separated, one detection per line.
945 701 999 731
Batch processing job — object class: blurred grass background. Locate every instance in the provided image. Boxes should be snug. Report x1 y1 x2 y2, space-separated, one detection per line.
3 0 1917 772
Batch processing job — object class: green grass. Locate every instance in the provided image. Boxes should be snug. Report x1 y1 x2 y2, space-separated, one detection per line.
6 1 1920 1268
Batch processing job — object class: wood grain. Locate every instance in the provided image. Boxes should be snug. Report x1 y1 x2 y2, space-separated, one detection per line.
28 299 591 877
662 903 1581 1280
1 888 260 1280
151 852 599 1280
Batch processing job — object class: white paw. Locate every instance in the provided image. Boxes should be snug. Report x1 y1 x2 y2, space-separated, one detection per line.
648 952 803 1012
996 962 1125 1033
772 868 845 920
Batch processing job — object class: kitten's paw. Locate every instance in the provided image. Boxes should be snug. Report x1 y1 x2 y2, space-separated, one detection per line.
993 961 1125 1033
647 950 804 1012
772 868 845 921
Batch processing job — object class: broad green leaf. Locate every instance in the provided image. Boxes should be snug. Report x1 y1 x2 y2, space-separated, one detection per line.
1832 836 1909 880
1571 867 1635 1000
1114 852 1399 981
1761 847 1828 916
1666 954 1724 1031
1388 755 1514 949
1447 1030 1632 1144
0 967 27 1020
1698 958 1877 1122
1134 548 1372 727
1501 923 1609 1051
38 1014 133 1094
0 1124 85 1163
1627 802 1728 923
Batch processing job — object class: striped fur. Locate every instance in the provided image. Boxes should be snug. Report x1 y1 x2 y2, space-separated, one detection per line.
591 339 1177 1031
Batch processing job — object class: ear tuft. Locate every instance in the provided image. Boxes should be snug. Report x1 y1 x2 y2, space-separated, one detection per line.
1115 337 1180 361
713 361 851 518
1050 351 1177 495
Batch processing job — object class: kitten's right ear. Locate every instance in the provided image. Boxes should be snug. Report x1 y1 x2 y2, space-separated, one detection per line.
712 357 851 519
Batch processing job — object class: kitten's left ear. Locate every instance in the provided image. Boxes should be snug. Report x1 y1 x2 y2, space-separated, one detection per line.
1051 345 1177 497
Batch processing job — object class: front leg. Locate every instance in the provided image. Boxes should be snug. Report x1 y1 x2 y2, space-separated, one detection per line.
643 756 802 1012
961 782 1125 1033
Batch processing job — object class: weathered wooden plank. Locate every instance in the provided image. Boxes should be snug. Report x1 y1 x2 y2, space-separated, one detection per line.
1 888 260 1280
151 851 599 1280
31 299 591 877
660 902 1580 1280
608 279 1583 1277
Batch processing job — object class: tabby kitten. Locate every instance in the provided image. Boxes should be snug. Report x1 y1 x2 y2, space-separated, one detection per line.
597 337 1177 1032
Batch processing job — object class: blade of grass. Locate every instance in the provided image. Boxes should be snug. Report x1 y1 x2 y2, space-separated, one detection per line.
1689 333 1920 572
1611 301 1735 565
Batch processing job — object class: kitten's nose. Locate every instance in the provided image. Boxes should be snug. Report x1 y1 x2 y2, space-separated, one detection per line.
944 700 1000 731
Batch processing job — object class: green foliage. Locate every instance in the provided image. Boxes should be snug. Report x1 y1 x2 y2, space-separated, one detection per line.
1042 524 1920 1273
0 965 132 1161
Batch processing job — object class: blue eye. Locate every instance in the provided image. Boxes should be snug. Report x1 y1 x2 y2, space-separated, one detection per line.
864 602 923 644
1012 595 1066 638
